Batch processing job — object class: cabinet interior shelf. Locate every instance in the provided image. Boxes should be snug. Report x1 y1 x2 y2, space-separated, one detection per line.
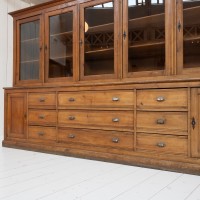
20 60 39 64
50 55 72 60
21 38 39 43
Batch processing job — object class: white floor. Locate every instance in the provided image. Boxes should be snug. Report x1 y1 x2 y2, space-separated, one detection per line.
0 145 200 200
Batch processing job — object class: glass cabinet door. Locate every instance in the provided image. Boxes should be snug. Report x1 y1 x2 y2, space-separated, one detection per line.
177 0 200 74
45 6 76 82
17 16 43 84
123 0 166 77
80 0 119 80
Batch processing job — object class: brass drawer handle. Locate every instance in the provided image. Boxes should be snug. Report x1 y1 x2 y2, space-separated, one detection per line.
38 132 45 136
38 114 45 119
68 134 75 138
112 97 120 101
68 97 75 102
156 96 165 102
157 119 165 125
112 138 120 143
157 142 166 148
39 97 45 102
112 118 120 122
68 116 75 120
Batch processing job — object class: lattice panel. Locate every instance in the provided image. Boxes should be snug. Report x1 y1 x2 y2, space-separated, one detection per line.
154 28 165 40
129 29 145 42
184 24 200 38
85 32 114 49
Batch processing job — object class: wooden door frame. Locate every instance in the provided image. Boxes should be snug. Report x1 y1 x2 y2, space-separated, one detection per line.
79 0 121 81
44 5 78 84
15 15 44 86
123 0 176 79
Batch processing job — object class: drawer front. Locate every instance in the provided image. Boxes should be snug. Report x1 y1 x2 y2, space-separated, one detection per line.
137 133 188 155
28 126 57 141
58 128 134 150
58 110 134 130
137 89 187 110
58 91 134 107
28 110 57 125
28 93 56 106
137 112 188 135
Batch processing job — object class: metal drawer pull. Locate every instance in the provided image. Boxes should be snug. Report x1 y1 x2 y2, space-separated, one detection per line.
157 119 165 124
112 138 120 143
68 134 75 138
112 118 120 122
68 98 75 102
39 97 45 102
157 142 166 148
38 115 45 119
156 96 165 102
38 132 45 136
68 116 75 120
112 97 120 101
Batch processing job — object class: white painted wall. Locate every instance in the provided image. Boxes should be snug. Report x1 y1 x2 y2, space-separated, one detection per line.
0 0 33 140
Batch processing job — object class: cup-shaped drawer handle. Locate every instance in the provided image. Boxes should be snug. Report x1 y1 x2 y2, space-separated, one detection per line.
68 116 75 120
112 97 120 101
38 114 45 119
68 98 75 102
112 138 120 143
38 132 45 136
39 97 45 102
68 134 75 138
156 96 165 102
157 119 165 124
112 118 120 122
157 142 166 148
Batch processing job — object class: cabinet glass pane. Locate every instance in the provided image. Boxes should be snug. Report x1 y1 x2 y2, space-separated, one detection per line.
49 12 73 78
84 1 114 76
183 0 200 69
20 20 40 80
128 0 165 72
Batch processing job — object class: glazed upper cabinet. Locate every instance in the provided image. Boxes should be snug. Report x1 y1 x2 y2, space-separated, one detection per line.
177 0 200 75
16 15 43 85
123 0 167 77
80 0 120 80
45 6 77 82
13 0 200 86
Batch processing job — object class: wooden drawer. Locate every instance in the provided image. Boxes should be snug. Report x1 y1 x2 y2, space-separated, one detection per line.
58 91 134 108
137 111 188 135
58 128 134 150
137 89 187 110
28 93 56 107
28 110 57 125
137 133 188 155
58 110 134 131
28 126 56 141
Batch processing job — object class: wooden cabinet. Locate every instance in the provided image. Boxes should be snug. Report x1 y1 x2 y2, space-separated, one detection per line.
6 93 27 139
3 0 200 174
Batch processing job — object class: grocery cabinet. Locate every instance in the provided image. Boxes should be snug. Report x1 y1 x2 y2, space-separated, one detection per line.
3 0 200 174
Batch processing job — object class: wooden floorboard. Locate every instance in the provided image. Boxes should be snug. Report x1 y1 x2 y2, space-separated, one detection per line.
0 145 200 200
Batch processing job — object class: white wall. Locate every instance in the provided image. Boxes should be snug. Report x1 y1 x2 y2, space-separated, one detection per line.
0 0 32 140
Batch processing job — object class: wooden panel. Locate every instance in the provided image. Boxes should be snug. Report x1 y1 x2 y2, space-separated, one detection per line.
191 88 200 158
28 126 56 141
58 91 134 108
58 128 134 150
137 111 188 135
137 89 188 110
58 110 134 131
7 93 27 139
137 133 188 155
28 109 57 125
28 93 56 107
